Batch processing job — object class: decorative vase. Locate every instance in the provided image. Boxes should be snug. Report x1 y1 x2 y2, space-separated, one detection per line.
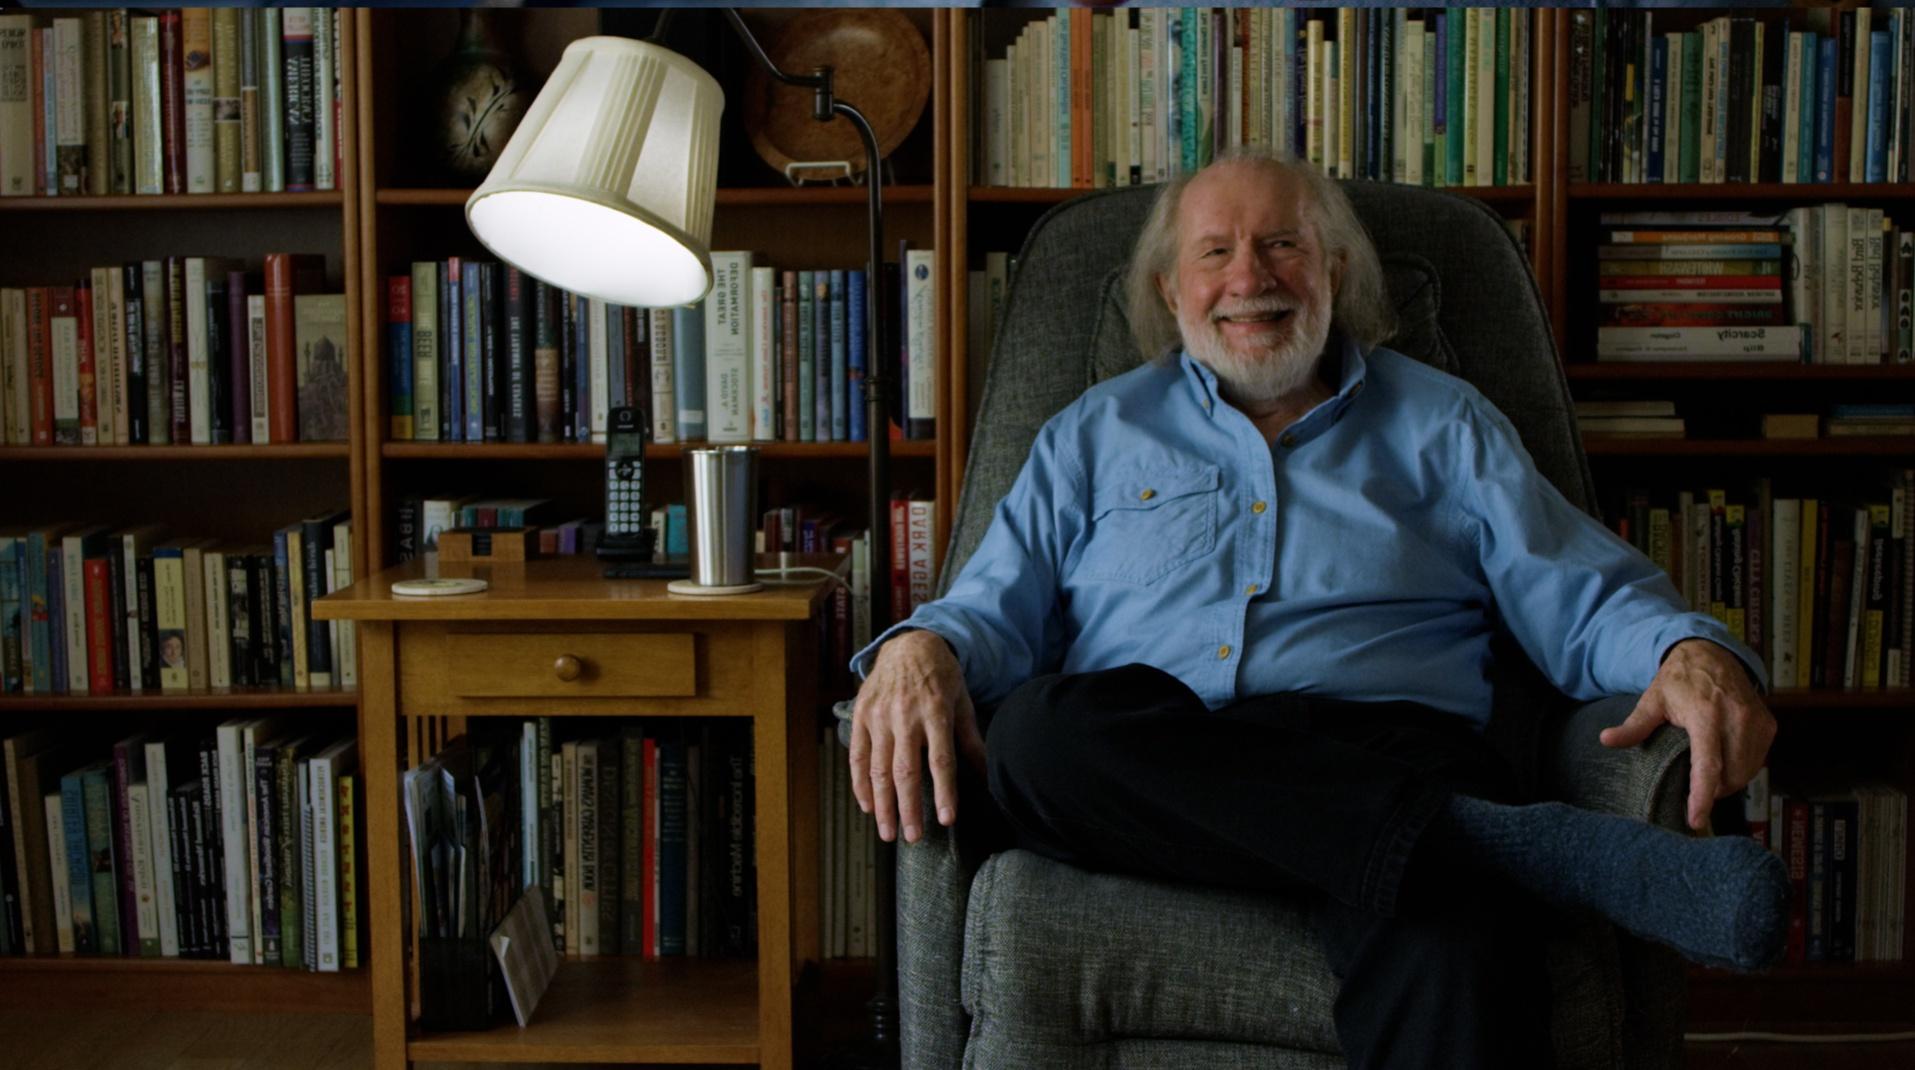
432 10 526 184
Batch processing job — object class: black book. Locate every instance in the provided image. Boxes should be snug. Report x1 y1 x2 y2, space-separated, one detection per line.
0 753 21 953
195 736 227 959
106 545 129 692
227 553 253 688
1757 17 1787 183
560 290 578 443
597 734 620 956
505 265 530 444
299 514 343 681
135 553 157 687
282 15 314 191
122 263 147 444
168 784 200 957
534 279 560 444
438 261 454 442
481 261 502 443
251 552 282 687
206 273 232 445
1726 20 1754 185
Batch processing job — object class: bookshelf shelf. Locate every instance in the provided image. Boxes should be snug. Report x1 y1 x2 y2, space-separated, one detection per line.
0 444 350 462
1570 182 1915 202
381 441 937 461
1581 437 1915 458
1766 689 1915 713
374 185 936 208
970 183 1537 206
0 192 346 212
0 687 358 712
1566 363 1915 383
404 958 758 1064
0 957 369 1014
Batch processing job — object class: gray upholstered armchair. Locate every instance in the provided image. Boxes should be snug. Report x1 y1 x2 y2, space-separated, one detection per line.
861 181 1694 1069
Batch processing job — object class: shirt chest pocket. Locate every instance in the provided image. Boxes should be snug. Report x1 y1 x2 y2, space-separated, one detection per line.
1074 464 1221 585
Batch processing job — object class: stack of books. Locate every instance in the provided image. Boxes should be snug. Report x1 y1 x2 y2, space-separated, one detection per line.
1575 399 1686 438
1825 403 1915 437
1595 213 1801 362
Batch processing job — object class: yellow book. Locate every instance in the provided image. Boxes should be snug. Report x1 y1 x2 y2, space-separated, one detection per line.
338 773 357 969
1708 489 1728 626
1862 503 1889 689
1725 504 1746 643
211 9 240 193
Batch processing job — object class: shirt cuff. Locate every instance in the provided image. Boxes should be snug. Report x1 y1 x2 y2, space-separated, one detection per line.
849 621 961 682
1654 627 1770 695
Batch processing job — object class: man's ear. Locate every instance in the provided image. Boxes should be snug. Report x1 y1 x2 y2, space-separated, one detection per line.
1155 272 1177 315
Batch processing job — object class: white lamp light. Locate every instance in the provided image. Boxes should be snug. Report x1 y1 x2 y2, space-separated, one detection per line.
466 36 723 308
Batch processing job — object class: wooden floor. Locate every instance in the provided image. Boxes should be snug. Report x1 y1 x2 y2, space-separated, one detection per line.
3 1008 1912 1068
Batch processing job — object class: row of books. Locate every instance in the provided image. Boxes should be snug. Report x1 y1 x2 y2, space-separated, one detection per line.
405 720 756 963
1576 400 1915 441
0 723 360 970
1569 7 1915 186
384 247 939 447
1609 471 1914 693
977 7 1531 190
0 256 349 447
1739 770 1907 965
818 722 876 960
0 513 356 696
0 8 345 198
1590 206 1913 364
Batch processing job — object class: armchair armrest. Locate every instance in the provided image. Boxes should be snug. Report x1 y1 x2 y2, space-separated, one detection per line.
1542 694 1692 833
834 701 980 1070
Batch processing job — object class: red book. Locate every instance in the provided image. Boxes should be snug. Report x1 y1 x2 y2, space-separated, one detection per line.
159 11 185 195
890 497 910 623
1599 276 1784 290
263 253 326 442
1597 304 1790 328
75 278 98 446
641 736 658 961
1785 798 1810 964
165 257 189 444
387 275 411 439
84 557 115 695
25 287 53 445
1068 11 1092 188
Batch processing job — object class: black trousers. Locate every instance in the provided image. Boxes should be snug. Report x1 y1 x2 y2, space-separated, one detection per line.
976 663 1552 1070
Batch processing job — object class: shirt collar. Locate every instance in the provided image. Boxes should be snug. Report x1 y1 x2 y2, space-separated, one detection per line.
1176 331 1372 428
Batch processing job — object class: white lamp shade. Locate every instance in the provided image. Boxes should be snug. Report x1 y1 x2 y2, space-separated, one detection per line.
467 36 723 308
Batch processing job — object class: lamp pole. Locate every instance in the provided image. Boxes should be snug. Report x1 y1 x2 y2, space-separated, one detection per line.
717 10 900 1068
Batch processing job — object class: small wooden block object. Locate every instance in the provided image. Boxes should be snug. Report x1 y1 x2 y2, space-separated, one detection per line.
437 526 541 562
1761 413 1821 440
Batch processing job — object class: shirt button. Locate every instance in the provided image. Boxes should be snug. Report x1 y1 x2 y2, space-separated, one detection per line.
1251 500 1267 514
1280 434 1297 448
1139 488 1155 501
1218 645 1232 659
1245 583 1259 595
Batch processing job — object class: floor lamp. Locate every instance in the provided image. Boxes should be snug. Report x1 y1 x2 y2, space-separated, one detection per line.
464 10 900 1067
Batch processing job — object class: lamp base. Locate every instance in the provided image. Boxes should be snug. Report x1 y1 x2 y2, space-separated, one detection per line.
665 579 764 596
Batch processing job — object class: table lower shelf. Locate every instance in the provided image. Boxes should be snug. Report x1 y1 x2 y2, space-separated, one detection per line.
407 957 759 1064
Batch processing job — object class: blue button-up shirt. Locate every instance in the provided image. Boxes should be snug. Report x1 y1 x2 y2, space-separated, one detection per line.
853 336 1762 725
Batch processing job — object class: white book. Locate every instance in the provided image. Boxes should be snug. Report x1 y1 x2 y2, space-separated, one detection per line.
521 722 538 891
3 290 25 443
61 526 107 694
1126 21 1141 183
1847 206 1870 365
588 299 609 443
52 19 82 194
311 8 333 191
183 12 213 194
1595 326 1804 360
749 266 776 441
1864 208 1884 364
1784 207 1820 361
322 546 338 686
44 793 73 953
248 294 269 443
703 251 753 444
241 718 289 964
1514 9 1529 183
204 548 230 689
332 519 355 688
130 17 162 195
1770 499 1801 690
1339 11 1357 179
143 739 179 957
561 740 578 955
310 737 355 971
121 524 164 692
905 249 936 431
216 717 256 964
184 258 214 443
648 307 676 443
983 58 1008 186
1822 204 1849 364
1006 40 1022 187
127 780 159 955
50 290 77 442
0 16 30 196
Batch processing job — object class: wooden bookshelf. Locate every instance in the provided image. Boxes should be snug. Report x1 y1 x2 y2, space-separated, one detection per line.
0 192 346 212
0 444 351 462
381 440 937 461
1567 363 1915 383
0 957 369 1014
375 185 937 208
0 688 358 712
1581 437 1915 457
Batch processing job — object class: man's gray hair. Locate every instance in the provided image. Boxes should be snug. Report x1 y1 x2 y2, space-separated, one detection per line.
1123 147 1396 362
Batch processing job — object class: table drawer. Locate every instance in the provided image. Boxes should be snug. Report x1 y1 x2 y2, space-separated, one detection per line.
445 631 696 699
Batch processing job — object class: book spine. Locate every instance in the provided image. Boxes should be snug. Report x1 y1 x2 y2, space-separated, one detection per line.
253 749 279 963
280 8 312 192
312 755 338 970
337 773 356 969
58 776 91 952
211 9 239 193
705 253 750 444
239 10 260 192
260 10 283 193
81 766 120 954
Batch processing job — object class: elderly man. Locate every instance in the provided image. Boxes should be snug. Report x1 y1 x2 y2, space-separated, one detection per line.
849 149 1787 1066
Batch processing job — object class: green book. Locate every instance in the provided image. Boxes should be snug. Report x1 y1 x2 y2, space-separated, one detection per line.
1494 9 1510 185
278 735 304 968
1447 10 1466 184
1590 9 1608 181
80 762 121 955
1680 31 1703 182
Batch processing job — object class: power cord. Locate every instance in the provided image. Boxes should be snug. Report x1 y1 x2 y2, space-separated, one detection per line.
754 555 851 594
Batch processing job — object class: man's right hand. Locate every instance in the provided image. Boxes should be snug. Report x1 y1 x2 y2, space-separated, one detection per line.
849 629 987 845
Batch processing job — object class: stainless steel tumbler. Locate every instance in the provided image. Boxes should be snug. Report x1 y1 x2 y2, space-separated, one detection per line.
685 446 759 588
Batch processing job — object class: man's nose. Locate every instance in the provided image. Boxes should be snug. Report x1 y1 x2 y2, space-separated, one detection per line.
1224 246 1275 295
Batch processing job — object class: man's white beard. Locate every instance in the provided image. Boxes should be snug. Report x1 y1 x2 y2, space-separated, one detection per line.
1179 292 1333 406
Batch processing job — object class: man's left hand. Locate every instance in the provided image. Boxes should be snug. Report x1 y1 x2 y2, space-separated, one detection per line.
1598 638 1777 832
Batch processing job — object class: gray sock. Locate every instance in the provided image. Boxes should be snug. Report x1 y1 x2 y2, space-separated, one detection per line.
1430 795 1789 971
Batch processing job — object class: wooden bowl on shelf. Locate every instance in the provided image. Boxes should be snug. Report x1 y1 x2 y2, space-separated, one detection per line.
738 10 930 185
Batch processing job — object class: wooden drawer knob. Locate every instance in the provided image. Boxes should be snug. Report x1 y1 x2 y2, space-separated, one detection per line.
553 654 584 682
